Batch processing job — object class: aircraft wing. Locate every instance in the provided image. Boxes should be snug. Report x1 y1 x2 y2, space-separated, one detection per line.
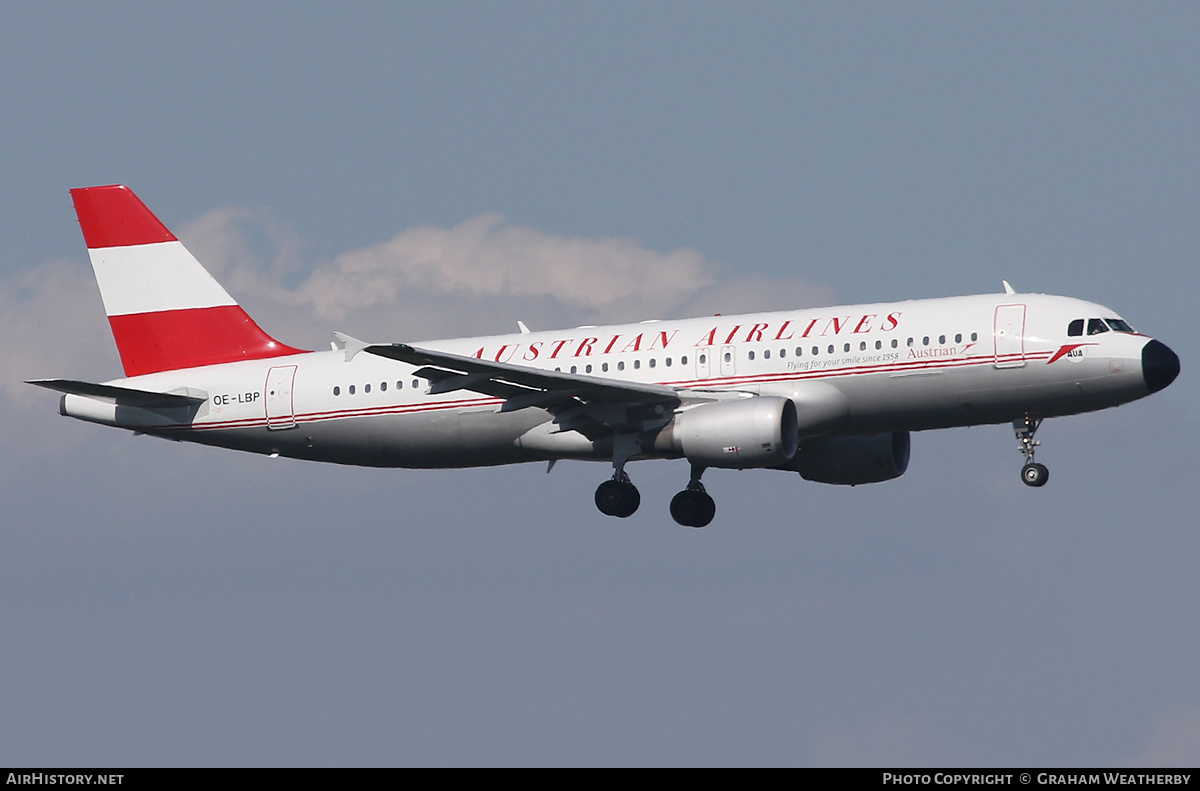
366 343 678 401
359 341 689 437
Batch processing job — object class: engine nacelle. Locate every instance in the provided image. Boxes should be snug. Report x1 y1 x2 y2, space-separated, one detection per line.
660 397 799 469
779 431 910 485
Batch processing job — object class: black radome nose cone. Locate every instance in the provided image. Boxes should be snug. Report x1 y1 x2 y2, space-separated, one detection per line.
1142 339 1180 394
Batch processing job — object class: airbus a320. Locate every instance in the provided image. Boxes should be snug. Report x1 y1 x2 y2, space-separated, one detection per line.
30 185 1180 527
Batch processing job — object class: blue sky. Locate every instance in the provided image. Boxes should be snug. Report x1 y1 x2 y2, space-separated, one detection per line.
2 2 1198 766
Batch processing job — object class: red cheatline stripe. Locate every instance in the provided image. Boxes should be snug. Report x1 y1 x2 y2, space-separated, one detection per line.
110 306 306 377
181 397 502 432
162 351 1060 432
71 185 177 249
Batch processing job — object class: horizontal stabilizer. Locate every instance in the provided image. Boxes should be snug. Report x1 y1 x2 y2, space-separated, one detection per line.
26 379 206 408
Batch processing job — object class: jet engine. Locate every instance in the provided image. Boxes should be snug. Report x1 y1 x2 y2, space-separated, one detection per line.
656 397 799 469
778 431 910 485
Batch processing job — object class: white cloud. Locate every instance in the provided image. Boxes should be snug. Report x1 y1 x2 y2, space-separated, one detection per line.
0 259 116 402
178 206 307 296
300 214 717 319
3 207 834 412
181 207 835 345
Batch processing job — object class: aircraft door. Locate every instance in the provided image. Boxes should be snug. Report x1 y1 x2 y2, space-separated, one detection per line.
720 345 737 377
993 304 1027 368
696 347 712 379
265 365 298 430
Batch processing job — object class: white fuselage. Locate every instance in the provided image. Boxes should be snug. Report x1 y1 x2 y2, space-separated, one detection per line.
60 292 1161 470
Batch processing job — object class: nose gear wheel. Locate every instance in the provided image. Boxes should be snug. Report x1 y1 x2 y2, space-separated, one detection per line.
1014 415 1049 487
1021 462 1049 487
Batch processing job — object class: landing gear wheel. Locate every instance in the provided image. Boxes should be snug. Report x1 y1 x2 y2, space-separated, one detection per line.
1013 415 1049 489
1021 463 1049 487
670 489 716 528
595 479 641 518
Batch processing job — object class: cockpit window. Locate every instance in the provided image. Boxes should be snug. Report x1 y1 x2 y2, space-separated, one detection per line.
1087 318 1110 336
1067 319 1084 337
1106 318 1135 333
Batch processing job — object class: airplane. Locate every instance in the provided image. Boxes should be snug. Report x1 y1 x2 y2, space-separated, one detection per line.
29 185 1180 527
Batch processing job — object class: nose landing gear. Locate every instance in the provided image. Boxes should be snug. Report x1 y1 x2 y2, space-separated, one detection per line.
1014 415 1049 487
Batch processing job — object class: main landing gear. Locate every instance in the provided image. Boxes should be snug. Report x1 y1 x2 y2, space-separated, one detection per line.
593 469 717 527
670 466 715 528
1014 414 1049 487
592 434 716 526
595 432 642 518
595 472 641 518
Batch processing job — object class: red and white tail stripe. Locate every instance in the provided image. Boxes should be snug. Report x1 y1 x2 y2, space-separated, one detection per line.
70 185 304 377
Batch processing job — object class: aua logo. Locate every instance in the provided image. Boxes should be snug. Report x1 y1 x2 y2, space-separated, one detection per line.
1047 343 1097 364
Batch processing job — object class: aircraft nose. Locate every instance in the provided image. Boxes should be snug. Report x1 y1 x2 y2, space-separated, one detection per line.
1142 339 1180 394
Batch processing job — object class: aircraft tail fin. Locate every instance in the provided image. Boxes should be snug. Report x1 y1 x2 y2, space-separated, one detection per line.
70 185 304 377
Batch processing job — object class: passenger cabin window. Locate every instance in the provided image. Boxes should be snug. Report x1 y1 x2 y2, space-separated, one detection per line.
1087 318 1110 336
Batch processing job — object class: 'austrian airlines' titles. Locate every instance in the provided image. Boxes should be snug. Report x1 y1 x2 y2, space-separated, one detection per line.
470 312 904 362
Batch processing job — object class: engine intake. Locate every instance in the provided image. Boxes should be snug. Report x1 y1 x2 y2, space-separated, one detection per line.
779 431 911 485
